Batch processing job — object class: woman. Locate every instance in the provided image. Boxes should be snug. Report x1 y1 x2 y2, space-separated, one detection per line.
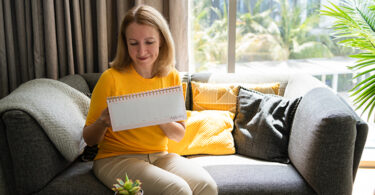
83 5 217 195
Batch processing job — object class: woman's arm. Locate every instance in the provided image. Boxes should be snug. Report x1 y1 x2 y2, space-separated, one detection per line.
83 108 111 146
159 121 186 142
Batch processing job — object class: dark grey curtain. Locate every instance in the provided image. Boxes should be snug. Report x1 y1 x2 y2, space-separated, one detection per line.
0 0 189 99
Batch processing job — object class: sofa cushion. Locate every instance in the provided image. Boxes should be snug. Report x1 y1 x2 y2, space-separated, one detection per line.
36 161 112 195
234 87 301 163
191 72 289 96
191 82 238 112
188 154 315 195
191 82 280 112
205 164 315 195
59 74 92 97
80 73 102 93
168 110 235 155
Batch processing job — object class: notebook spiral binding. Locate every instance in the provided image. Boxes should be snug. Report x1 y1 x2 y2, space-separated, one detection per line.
107 85 182 103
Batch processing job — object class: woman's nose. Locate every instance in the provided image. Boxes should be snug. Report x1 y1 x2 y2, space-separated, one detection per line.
138 44 146 55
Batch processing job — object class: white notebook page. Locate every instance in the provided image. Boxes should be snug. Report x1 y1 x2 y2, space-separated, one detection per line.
107 86 187 131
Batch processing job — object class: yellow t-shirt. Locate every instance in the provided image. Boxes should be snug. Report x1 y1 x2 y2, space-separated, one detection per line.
85 65 181 160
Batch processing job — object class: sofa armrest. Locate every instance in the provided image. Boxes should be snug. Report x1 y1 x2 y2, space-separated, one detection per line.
288 88 360 195
1 110 70 194
284 74 327 98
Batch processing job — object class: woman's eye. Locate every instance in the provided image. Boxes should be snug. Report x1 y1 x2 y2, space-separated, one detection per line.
129 42 138 46
146 41 154 45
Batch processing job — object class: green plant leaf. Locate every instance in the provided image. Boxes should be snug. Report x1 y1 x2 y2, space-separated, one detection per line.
117 178 125 186
323 0 375 120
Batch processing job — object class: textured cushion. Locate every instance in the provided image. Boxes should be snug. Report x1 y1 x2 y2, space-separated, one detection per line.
168 110 235 155
192 72 289 96
288 88 358 194
204 164 315 195
234 87 301 163
80 73 102 92
59 74 91 97
191 82 280 112
2 110 70 194
37 161 112 195
187 154 315 195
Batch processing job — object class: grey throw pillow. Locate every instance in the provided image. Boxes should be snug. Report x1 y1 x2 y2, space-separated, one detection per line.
234 87 301 163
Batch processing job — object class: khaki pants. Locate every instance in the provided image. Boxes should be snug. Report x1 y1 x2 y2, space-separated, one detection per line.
93 152 218 195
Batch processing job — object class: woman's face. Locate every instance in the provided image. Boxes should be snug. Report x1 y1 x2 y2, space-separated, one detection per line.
126 22 161 70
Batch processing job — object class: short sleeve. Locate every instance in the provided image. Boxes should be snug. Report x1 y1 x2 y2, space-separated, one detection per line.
172 68 181 86
85 70 115 126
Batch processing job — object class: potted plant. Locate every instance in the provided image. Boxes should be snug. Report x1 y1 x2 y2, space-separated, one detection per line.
112 174 143 195
321 0 375 120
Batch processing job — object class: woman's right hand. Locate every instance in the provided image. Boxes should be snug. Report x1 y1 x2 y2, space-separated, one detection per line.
97 107 111 128
83 107 111 146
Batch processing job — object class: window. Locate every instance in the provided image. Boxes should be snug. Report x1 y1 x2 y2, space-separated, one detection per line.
190 0 355 72
190 0 229 72
189 0 375 156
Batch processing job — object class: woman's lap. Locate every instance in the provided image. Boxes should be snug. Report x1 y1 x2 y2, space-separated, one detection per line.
93 152 217 195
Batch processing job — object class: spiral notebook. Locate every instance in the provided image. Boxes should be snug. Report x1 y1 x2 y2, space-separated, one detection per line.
107 85 187 131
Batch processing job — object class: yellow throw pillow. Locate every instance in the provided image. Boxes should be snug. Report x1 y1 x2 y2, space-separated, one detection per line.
239 83 280 95
168 110 235 155
191 81 280 112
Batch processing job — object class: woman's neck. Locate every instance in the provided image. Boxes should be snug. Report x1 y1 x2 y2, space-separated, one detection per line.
132 64 154 79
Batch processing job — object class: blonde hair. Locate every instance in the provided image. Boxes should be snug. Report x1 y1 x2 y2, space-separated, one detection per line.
110 5 175 77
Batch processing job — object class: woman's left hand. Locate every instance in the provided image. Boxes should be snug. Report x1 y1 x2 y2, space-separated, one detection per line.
159 121 186 142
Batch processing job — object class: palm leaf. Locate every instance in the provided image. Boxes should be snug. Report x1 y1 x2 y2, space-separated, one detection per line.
322 0 375 120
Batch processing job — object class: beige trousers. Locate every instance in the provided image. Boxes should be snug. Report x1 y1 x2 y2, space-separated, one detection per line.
93 152 218 195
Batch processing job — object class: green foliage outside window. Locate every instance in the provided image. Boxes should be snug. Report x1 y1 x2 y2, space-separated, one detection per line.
191 0 355 72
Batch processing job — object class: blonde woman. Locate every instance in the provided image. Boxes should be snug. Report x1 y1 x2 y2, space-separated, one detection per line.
83 5 217 195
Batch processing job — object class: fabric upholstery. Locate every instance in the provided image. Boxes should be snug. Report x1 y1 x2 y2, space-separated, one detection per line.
80 73 102 93
204 164 315 195
195 72 290 96
59 74 92 97
0 79 89 161
288 87 357 195
0 115 13 195
36 161 111 195
188 154 314 194
180 72 191 109
191 82 238 112
283 73 327 99
2 110 70 194
0 72 366 195
168 110 235 155
191 82 280 112
337 95 369 180
234 87 301 163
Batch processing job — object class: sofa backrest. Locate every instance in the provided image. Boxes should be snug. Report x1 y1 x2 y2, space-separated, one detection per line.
71 71 325 110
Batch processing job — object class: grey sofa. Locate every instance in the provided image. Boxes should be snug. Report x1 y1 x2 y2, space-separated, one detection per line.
0 72 368 195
